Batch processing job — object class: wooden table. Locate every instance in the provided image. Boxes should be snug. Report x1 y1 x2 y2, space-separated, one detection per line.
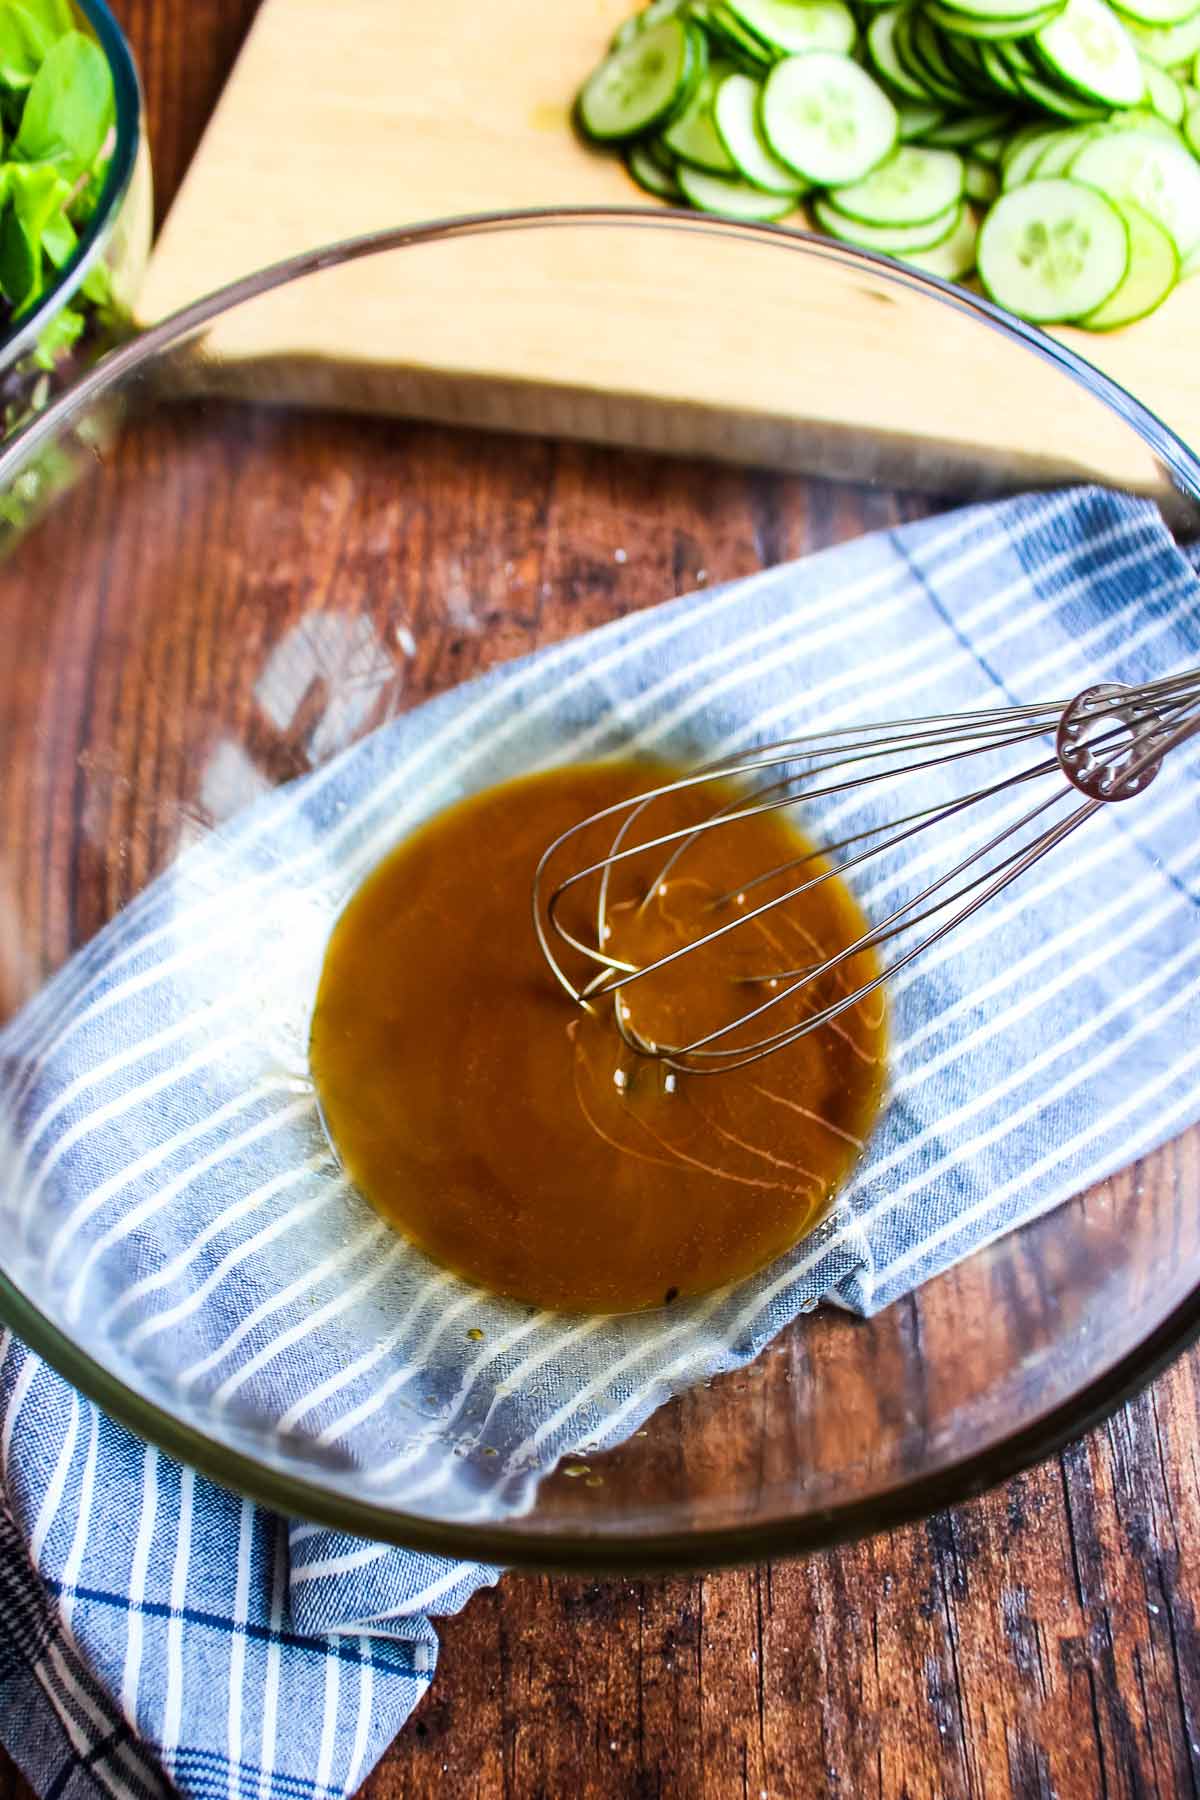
3 4 1200 1796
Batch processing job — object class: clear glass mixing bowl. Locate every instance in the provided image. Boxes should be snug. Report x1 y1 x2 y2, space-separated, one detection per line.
1 210 1198 1570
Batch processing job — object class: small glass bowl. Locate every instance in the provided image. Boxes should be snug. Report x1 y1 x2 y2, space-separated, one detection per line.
0 0 150 436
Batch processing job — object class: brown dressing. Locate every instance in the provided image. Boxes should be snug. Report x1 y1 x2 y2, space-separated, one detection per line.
309 761 887 1313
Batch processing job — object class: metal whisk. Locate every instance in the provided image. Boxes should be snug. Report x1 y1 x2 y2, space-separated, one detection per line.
532 668 1200 1076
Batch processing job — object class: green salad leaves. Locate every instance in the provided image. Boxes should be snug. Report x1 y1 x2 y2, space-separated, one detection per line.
0 0 115 362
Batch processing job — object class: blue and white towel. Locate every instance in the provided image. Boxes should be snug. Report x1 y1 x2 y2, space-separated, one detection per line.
2 487 1199 1798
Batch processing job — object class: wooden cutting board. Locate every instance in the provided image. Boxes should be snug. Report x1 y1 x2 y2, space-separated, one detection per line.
136 0 1198 497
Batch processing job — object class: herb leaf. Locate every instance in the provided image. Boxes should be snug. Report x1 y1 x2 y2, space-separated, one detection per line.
0 2 67 93
21 0 75 39
40 188 75 264
79 255 108 303
0 209 34 311
15 30 113 177
31 294 81 367
0 160 72 310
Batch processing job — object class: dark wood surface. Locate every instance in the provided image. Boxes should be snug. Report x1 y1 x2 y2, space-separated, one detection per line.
2 4 1200 1797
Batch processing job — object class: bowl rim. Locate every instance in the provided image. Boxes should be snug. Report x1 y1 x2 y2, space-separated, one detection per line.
0 0 144 375
3 203 1200 1570
5 1249 1199 1571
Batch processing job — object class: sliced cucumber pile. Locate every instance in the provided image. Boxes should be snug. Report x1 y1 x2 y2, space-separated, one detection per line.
576 0 1200 328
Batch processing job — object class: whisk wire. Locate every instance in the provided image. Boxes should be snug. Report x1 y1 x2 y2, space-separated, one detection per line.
532 665 1200 1074
620 784 1081 1068
667 798 1102 1075
544 715 1073 976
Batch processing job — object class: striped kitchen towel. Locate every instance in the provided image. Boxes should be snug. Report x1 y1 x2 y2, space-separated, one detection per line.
1 485 1199 1798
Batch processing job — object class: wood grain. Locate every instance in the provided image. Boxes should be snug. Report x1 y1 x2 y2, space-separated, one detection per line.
2 6 1200 1800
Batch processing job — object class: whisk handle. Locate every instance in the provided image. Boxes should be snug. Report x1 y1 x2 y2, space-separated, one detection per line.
1057 673 1200 803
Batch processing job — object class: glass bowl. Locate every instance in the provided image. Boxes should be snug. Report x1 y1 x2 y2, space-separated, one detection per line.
0 0 150 435
1 209 1199 1572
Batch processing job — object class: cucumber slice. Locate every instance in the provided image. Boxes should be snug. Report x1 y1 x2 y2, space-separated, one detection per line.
928 0 1065 20
922 106 1016 142
1000 36 1037 68
1125 8 1200 64
932 4 1066 34
618 0 687 41
1000 119 1053 162
972 128 1010 157
676 22 712 111
627 139 681 195
1001 117 1053 151
964 152 1001 196
976 175 1129 318
726 0 858 53
903 200 981 273
1069 125 1200 256
892 7 944 94
936 29 995 90
1029 123 1100 170
828 143 964 220
1035 0 1146 105
896 98 948 136
1098 101 1186 131
1110 0 1199 24
1140 52 1187 114
646 131 681 170
1002 125 1067 183
714 71 808 190
1013 63 1112 115
1186 94 1200 149
1122 6 1200 63
813 193 963 246
579 18 695 140
927 21 996 98
912 13 972 83
761 50 899 182
978 40 1023 88
662 59 738 169
1078 197 1179 322
676 162 800 213
704 3 776 65
909 14 975 98
867 7 933 98
891 17 955 97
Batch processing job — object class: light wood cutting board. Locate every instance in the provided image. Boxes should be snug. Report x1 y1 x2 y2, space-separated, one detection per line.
136 0 1198 497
